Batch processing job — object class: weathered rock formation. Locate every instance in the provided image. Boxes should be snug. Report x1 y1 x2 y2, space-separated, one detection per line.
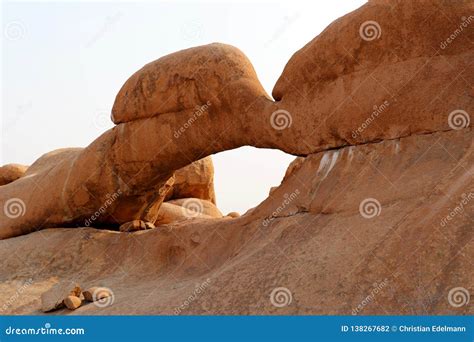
0 153 215 238
154 199 222 225
0 0 472 315
1 129 471 315
166 157 216 204
0 0 472 239
0 163 28 186
167 198 222 217
40 282 81 312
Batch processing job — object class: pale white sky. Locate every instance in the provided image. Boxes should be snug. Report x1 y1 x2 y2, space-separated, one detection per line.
1 0 366 214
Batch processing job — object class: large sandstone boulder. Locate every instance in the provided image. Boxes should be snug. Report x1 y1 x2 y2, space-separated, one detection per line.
154 201 215 225
24 148 82 177
167 198 223 218
0 164 28 186
23 150 216 227
111 43 263 124
271 0 473 153
155 198 222 225
0 0 471 242
166 157 216 204
0 42 270 239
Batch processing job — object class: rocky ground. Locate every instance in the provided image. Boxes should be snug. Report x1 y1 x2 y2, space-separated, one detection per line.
0 0 472 315
1 129 472 315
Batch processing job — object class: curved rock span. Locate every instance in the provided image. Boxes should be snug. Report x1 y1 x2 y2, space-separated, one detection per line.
1 0 472 239
0 0 472 315
0 129 472 314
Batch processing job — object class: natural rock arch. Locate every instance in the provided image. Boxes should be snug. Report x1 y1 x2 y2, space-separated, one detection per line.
0 0 471 239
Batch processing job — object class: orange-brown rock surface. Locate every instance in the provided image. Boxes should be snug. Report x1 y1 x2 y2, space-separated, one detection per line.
154 201 212 225
0 163 28 186
0 129 471 315
40 282 81 312
0 0 472 315
272 0 473 152
166 157 216 204
0 0 472 239
167 198 222 218
0 153 216 238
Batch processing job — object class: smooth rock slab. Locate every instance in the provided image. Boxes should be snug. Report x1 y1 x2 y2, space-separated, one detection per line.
40 282 81 312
